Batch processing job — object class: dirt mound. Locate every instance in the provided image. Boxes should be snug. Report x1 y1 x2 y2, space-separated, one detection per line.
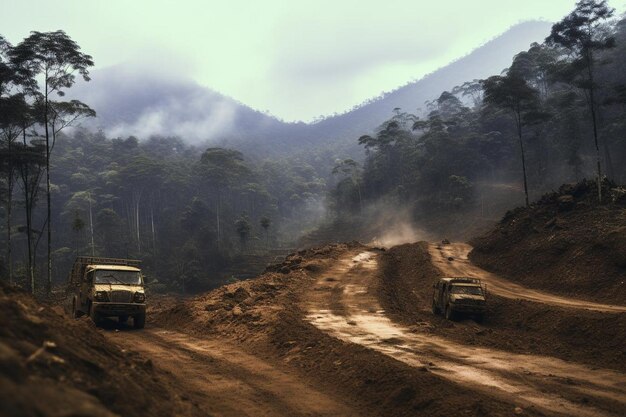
151 243 360 338
378 242 626 372
151 243 528 417
470 180 626 304
0 283 202 417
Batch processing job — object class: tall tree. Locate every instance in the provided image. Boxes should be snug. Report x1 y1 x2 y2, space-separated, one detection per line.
483 73 546 206
332 159 363 213
0 36 27 285
198 148 251 251
10 30 94 293
0 95 32 284
234 215 251 252
546 0 615 201
15 138 46 293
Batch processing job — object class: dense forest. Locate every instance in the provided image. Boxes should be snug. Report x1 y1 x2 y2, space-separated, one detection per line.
329 1 626 236
1 1 625 295
0 30 331 293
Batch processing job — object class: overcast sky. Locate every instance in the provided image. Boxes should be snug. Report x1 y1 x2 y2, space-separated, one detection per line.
3 0 625 121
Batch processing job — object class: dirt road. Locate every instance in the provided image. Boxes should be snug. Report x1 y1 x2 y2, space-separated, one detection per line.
429 243 626 313
102 243 626 417
304 249 626 417
108 328 356 417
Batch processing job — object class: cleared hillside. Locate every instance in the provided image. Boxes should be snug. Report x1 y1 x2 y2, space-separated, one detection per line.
470 180 626 304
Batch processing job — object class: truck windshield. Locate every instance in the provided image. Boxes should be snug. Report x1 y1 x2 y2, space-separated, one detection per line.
450 285 483 295
94 270 141 285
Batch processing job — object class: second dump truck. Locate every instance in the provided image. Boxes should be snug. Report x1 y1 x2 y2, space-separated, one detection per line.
432 277 487 323
69 256 146 328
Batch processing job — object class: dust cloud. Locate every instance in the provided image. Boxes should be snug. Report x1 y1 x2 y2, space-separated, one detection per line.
365 203 431 248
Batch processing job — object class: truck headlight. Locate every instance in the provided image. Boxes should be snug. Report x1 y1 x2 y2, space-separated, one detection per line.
133 292 145 303
94 291 108 302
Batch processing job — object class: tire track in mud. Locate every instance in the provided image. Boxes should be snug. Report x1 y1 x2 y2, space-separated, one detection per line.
108 329 355 417
304 250 626 417
430 243 626 313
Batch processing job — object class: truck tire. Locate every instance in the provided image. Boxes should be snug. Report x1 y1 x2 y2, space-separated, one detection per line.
134 313 146 329
445 305 456 321
72 297 84 318
118 315 129 324
89 302 100 326
432 300 439 315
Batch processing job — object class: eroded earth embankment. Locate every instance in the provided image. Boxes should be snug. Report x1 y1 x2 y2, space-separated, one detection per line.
0 283 204 417
111 240 626 417
470 181 626 304
3 237 625 417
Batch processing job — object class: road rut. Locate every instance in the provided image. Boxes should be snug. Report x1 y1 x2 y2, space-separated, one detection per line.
429 243 626 313
304 250 626 417
108 328 356 417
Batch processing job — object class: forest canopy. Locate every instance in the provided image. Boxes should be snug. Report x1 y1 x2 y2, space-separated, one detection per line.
1 1 626 294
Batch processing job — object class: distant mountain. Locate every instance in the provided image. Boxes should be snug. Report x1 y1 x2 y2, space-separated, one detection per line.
309 20 552 141
70 20 552 157
69 66 297 151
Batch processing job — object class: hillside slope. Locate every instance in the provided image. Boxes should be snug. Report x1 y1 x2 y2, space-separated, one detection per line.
70 21 551 156
310 21 551 139
0 284 202 417
470 180 626 304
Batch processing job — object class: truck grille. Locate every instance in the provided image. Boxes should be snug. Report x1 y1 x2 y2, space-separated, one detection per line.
110 290 133 303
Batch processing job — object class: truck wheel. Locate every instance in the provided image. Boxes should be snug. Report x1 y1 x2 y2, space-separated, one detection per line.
72 298 84 318
89 302 100 326
118 315 129 324
432 300 439 315
134 313 146 329
445 305 455 321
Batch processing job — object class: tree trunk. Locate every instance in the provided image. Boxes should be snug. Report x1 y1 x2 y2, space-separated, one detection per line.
586 54 602 203
21 127 35 293
6 135 13 284
136 199 141 254
89 192 95 256
516 112 530 207
603 136 614 181
44 79 52 295
150 204 156 255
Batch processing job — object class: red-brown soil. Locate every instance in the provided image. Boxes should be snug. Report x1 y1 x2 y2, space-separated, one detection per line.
146 243 531 417
140 241 625 416
378 242 626 372
3 231 625 416
470 180 626 304
0 283 203 417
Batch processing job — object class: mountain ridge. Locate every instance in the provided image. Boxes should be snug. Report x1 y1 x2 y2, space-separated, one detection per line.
70 20 552 156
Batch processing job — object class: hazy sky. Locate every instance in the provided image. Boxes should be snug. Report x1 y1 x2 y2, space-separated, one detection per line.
3 0 625 121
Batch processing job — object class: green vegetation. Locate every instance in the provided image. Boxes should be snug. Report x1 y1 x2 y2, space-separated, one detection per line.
1 30 328 293
330 1 626 234
1 1 626 294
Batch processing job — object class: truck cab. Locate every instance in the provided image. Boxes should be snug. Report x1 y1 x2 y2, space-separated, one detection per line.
69 257 146 328
432 277 486 323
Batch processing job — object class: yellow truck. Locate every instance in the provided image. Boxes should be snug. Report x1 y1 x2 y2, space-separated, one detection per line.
432 277 486 323
69 256 146 328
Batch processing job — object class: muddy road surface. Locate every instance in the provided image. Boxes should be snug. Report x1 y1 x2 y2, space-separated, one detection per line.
102 242 626 417
108 328 356 417
304 249 626 417
430 243 626 313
